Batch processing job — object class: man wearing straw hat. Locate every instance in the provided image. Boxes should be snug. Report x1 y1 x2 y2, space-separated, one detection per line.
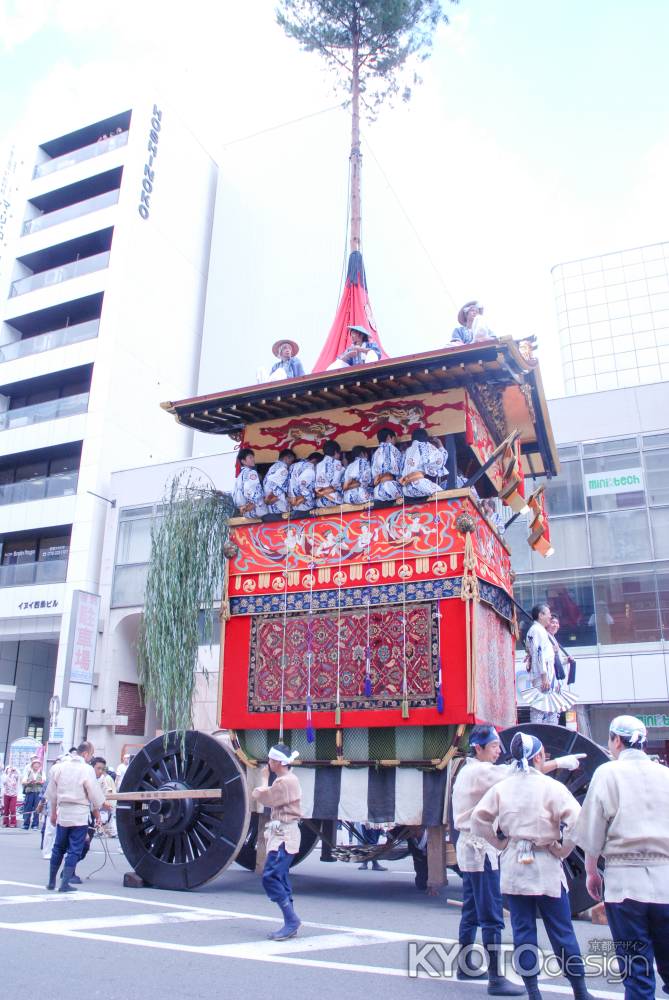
574 715 669 1000
451 301 496 345
327 325 382 369
251 742 303 941
269 340 305 381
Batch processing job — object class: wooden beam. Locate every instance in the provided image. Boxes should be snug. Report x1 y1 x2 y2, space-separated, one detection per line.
108 789 222 802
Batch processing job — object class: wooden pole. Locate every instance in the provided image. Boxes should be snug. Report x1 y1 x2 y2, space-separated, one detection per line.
350 21 362 253
108 789 221 802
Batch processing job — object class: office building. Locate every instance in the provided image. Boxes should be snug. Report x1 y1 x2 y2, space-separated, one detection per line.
0 102 216 759
553 241 669 395
508 380 669 760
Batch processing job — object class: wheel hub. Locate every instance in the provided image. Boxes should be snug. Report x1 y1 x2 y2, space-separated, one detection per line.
147 781 195 833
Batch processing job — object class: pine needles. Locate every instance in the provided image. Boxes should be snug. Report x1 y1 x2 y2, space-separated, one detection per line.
138 470 235 740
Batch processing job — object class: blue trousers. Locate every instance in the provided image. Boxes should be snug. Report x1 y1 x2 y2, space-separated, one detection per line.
262 844 295 904
507 888 584 980
51 824 88 871
605 899 669 1000
459 858 505 946
22 791 40 829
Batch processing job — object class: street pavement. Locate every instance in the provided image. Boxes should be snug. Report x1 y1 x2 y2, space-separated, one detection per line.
0 828 661 1000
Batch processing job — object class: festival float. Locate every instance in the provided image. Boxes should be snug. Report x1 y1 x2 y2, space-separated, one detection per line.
113 2 607 913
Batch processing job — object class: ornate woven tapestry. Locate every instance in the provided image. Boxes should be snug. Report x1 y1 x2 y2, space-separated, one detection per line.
474 601 516 728
248 601 439 713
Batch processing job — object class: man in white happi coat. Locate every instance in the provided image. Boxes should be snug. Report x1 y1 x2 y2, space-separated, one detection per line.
454 726 584 994
263 449 296 515
471 732 593 1000
525 603 559 725
315 441 344 507
287 452 321 513
343 445 372 504
233 448 268 519
574 715 669 1000
399 428 447 499
371 427 403 501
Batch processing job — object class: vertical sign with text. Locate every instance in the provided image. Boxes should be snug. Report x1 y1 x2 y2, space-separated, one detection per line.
64 591 101 708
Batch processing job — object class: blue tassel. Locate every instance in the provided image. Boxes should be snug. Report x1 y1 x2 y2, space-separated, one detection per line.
306 722 315 743
437 690 444 714
364 676 373 697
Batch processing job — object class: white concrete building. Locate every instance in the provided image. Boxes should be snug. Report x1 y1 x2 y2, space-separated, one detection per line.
0 102 217 759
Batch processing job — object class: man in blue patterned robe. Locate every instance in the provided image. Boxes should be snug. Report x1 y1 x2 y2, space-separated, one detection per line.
400 429 448 499
315 441 344 507
263 449 296 515
287 452 321 513
343 445 372 504
371 427 403 501
233 448 268 518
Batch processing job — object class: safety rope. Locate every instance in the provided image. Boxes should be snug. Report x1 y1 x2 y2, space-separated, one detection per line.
278 505 292 741
305 521 316 743
434 492 444 713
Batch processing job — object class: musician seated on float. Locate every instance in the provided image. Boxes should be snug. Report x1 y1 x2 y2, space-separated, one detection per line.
233 448 268 519
327 325 382 370
400 428 447 499
372 427 403 502
343 445 372 505
257 339 305 383
315 441 344 507
450 301 497 345
263 449 296 515
288 451 321 513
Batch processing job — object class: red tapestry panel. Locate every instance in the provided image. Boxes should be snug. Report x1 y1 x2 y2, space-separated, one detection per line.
474 601 516 728
249 602 439 713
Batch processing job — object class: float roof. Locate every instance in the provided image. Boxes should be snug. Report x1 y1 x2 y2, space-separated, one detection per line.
162 338 559 478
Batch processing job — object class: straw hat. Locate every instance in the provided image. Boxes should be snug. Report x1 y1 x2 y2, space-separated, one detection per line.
272 339 300 358
457 301 482 326
347 324 371 342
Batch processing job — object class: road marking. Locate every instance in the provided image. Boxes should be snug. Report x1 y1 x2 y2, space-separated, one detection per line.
0 880 639 998
12 910 233 933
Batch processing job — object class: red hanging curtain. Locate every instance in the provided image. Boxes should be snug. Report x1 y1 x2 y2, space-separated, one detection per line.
312 251 388 372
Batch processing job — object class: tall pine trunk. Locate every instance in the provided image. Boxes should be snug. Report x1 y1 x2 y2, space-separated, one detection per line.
350 23 362 253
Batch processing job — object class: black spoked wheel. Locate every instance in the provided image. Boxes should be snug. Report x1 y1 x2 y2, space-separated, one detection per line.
235 814 320 871
499 723 608 915
117 730 249 890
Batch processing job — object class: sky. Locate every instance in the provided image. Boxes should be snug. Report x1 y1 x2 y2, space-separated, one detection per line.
1 0 668 400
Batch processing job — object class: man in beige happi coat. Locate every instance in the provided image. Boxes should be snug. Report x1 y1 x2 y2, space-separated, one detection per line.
471 731 593 1000
453 725 584 994
574 714 669 1000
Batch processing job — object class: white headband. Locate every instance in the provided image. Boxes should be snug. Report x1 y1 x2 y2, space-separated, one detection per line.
610 714 647 747
268 746 299 765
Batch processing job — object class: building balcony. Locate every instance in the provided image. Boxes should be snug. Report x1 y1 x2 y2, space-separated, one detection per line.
0 471 78 506
22 190 120 237
33 131 129 180
9 253 109 298
0 318 98 364
0 559 68 587
0 392 89 431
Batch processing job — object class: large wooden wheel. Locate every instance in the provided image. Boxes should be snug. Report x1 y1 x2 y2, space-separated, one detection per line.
116 730 249 890
499 723 608 915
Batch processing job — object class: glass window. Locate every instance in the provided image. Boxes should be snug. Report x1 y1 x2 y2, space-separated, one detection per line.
643 433 669 450
537 575 596 647
584 454 645 511
594 354 615 373
608 299 632 320
610 317 633 336
588 317 611 337
592 568 660 644
574 359 595 377
617 369 641 388
658 570 669 640
647 274 669 294
533 516 589 572
15 461 47 482
116 516 157 565
574 375 597 393
38 535 69 561
645 449 669 506
2 539 37 564
583 438 638 457
543 461 584 515
49 453 80 475
589 509 651 564
571 342 593 361
558 444 580 461
650 508 669 558
596 372 620 391
111 564 149 607
505 516 533 574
